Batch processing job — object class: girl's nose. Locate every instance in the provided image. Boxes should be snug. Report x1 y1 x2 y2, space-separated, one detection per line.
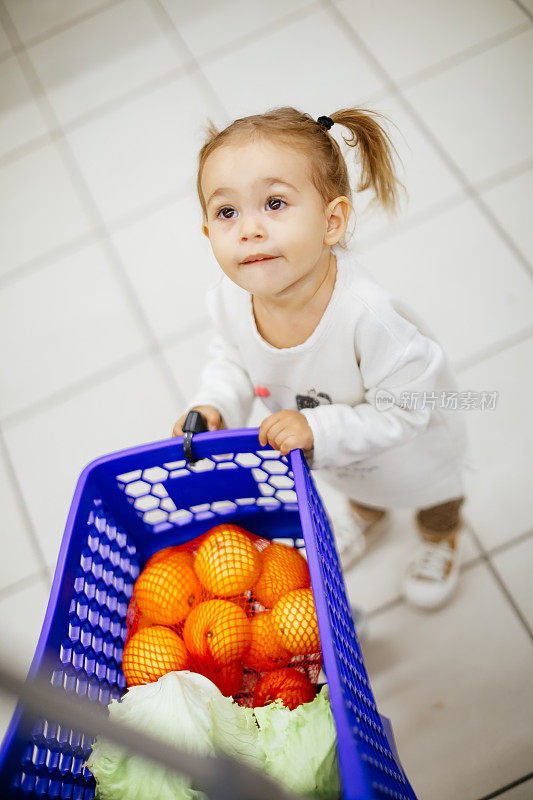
239 214 265 241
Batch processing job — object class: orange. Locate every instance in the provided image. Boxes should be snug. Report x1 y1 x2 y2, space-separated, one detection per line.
253 542 310 608
271 587 321 655
144 545 183 569
126 595 152 640
199 661 244 697
134 550 203 626
244 611 291 673
194 524 261 597
253 667 316 710
121 625 188 686
183 598 251 667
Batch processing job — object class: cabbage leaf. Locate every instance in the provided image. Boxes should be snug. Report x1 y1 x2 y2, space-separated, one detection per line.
86 671 262 800
86 671 340 800
254 685 341 800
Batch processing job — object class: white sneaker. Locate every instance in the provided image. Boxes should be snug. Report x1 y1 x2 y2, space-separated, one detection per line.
315 479 390 571
332 513 367 570
329 505 390 572
402 531 463 610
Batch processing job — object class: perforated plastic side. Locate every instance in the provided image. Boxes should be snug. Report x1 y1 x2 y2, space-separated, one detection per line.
117 450 297 533
293 453 417 800
8 500 139 799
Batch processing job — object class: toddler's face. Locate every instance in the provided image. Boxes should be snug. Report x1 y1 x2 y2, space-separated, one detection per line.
201 138 337 300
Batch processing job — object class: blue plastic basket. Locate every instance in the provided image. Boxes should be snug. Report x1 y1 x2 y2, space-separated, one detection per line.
0 428 418 799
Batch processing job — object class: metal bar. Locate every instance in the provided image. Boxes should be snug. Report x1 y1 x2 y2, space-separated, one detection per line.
0 659 311 800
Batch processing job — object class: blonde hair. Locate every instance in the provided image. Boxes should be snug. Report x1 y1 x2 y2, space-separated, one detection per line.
196 106 407 247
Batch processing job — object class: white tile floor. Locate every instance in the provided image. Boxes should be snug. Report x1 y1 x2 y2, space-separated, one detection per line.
0 1 532 798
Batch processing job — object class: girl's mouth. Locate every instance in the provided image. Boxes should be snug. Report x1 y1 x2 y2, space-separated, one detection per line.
244 256 278 265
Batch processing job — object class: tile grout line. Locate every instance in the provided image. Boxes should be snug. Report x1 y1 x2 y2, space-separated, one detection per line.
475 771 533 800
489 525 533 558
2 142 533 293
323 0 533 283
0 348 153 429
0 0 127 60
0 59 200 172
0 567 50 604
357 154 533 254
148 0 324 77
0 0 528 96
367 522 533 621
389 20 532 93
159 315 211 350
510 0 533 22
145 0 228 122
468 527 533 642
453 324 533 373
0 0 325 172
2 316 532 436
0 427 51 581
0 3 186 414
0 183 195 290
0 312 211 431
475 154 533 194
0 0 528 171
2 147 532 292
355 190 470 252
2 7 529 302
365 559 481 622
0 5 529 284
0 0 323 69
1 319 529 432
365 544 482 621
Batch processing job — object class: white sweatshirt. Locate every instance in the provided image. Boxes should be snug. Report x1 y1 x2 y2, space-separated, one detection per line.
186 243 470 509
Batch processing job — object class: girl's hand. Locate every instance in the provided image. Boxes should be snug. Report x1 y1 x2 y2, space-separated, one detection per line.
171 405 224 437
258 410 314 456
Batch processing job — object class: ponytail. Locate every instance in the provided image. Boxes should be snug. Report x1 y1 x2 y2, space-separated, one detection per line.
328 107 406 214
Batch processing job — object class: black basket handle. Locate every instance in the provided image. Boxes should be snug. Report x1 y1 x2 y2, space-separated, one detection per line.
182 409 209 464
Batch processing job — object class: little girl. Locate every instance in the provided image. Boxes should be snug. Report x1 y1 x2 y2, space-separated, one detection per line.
172 106 469 611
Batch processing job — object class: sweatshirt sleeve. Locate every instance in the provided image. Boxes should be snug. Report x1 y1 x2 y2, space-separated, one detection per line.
299 305 445 470
184 281 255 429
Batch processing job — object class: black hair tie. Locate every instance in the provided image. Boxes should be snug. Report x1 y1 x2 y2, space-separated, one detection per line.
317 115 334 131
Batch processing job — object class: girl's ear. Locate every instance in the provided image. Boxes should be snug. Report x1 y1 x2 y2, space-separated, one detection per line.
202 222 209 238
324 196 351 245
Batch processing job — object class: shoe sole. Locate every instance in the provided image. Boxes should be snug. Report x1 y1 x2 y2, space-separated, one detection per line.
402 534 464 610
340 512 391 572
402 577 459 610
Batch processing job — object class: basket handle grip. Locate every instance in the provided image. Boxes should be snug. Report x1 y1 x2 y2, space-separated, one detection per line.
182 409 208 464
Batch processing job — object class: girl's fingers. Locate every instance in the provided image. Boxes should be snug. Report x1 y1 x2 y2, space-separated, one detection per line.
266 419 285 441
204 412 220 430
191 406 220 431
172 418 185 437
259 414 282 445
265 421 286 448
259 412 311 453
279 435 298 455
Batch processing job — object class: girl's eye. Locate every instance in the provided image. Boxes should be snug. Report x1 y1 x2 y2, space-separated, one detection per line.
266 196 286 211
215 196 286 219
217 206 236 219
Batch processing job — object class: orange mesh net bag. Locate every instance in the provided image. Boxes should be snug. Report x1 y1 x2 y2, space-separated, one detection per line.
124 523 323 709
